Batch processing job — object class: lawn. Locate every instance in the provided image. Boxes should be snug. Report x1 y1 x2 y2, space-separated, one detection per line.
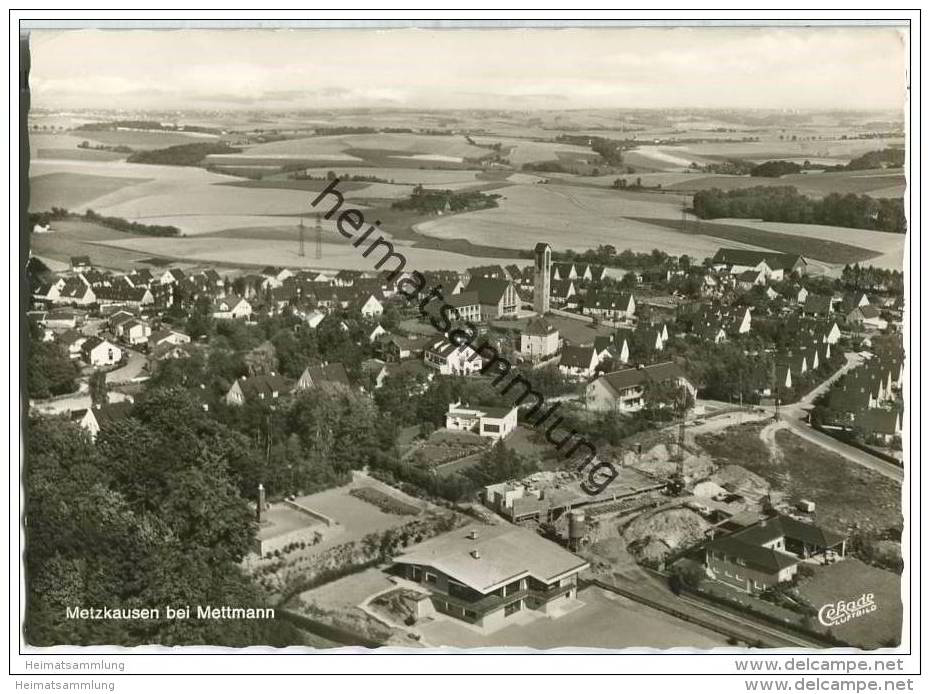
797 558 902 649
627 216 880 265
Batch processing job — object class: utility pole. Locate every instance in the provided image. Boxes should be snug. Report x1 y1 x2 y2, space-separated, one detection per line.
315 214 323 260
297 218 305 257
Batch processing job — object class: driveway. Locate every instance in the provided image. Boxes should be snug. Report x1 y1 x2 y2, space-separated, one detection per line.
415 586 725 649
106 348 147 384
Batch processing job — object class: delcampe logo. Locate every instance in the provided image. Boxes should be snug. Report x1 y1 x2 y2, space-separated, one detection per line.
817 592 878 627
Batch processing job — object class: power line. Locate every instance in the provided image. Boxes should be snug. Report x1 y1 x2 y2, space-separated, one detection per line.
297 218 305 257
315 214 323 260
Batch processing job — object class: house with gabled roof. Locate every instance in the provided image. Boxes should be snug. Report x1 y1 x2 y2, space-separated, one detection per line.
704 514 846 593
583 292 635 321
71 401 133 441
211 295 252 320
586 361 695 412
463 277 519 320
159 268 186 285
424 338 483 376
296 362 352 390
558 345 601 380
225 372 292 406
847 304 887 331
81 337 122 367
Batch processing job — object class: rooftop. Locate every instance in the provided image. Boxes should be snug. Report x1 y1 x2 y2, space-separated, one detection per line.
394 524 588 594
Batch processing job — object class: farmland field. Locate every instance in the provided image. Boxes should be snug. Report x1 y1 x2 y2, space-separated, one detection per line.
30 133 127 161
663 169 906 199
710 219 905 270
78 128 220 150
216 133 492 167
29 172 151 210
470 136 597 167
28 219 170 270
626 216 882 265
92 234 518 272
414 183 760 258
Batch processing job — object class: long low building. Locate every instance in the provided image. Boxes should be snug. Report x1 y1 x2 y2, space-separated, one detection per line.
392 524 589 632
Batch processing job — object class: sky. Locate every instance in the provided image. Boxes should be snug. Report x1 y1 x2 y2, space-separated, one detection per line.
27 26 909 112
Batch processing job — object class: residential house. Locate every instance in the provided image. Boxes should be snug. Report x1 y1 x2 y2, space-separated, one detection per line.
43 308 83 331
391 524 589 632
847 304 888 331
94 285 155 308
520 317 560 363
157 268 185 286
81 337 122 367
296 362 352 390
558 345 601 380
583 292 636 321
711 249 807 279
704 515 846 593
445 402 519 440
55 278 96 305
149 328 191 347
424 338 483 376
586 362 695 412
225 373 292 406
549 279 577 306
57 329 88 359
212 295 252 320
70 255 92 272
71 401 133 441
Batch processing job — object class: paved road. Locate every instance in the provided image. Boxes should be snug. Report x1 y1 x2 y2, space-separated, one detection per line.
106 348 147 384
762 352 904 483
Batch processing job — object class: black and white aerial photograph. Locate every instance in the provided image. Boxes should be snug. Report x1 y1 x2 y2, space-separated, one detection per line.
11 10 923 691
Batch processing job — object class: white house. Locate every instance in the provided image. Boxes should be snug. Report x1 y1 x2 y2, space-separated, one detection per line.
424 338 483 376
81 337 122 367
212 295 252 320
304 310 326 329
558 345 601 380
586 362 696 413
368 324 389 343
358 294 384 319
445 402 518 440
520 317 560 363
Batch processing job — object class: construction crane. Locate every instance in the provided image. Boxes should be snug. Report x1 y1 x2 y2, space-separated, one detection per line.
666 384 692 496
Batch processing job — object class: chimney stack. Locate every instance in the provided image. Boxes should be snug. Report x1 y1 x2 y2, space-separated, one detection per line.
257 483 265 523
470 550 481 559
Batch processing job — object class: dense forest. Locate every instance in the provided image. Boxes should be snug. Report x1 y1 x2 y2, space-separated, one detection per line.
692 186 906 234
128 142 242 167
391 186 500 214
